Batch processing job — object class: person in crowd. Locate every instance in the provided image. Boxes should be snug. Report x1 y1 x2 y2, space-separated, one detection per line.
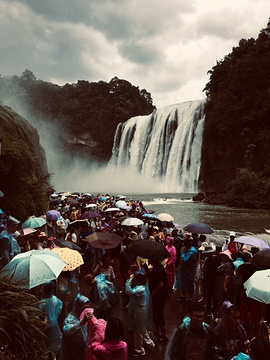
165 236 177 293
62 294 91 360
175 233 198 301
65 226 77 243
62 212 70 230
90 318 128 360
166 300 214 359
213 300 249 360
236 252 263 335
214 249 234 321
38 281 63 357
149 258 168 342
79 307 107 360
84 273 122 321
202 244 220 316
93 254 115 283
125 269 155 356
0 215 20 267
223 232 239 260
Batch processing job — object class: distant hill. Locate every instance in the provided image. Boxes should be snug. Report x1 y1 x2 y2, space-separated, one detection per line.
0 73 155 162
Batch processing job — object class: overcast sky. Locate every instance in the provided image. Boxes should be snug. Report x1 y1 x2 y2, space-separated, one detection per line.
1 0 269 108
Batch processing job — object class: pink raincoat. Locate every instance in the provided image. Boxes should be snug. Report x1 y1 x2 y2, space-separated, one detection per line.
80 308 107 360
91 340 128 360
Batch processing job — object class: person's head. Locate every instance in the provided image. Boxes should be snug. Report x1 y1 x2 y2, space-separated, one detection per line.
224 304 240 331
102 254 111 268
104 318 124 342
42 281 55 298
219 250 233 263
241 252 252 263
188 300 205 330
229 231 236 242
131 272 146 288
84 274 96 286
74 294 91 317
166 236 174 246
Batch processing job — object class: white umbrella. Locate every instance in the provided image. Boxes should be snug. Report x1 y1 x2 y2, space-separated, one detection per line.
121 217 144 226
244 269 270 304
115 200 127 209
85 204 97 208
0 250 66 289
104 207 121 213
157 213 174 222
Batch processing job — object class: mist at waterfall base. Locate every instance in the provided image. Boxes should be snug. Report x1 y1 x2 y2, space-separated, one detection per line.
47 99 206 194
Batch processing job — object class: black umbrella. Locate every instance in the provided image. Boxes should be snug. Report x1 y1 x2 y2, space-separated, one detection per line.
126 239 170 261
251 249 270 269
183 223 214 234
54 239 83 252
86 232 123 249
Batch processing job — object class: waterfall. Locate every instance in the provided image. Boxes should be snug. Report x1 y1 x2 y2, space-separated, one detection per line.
110 99 205 193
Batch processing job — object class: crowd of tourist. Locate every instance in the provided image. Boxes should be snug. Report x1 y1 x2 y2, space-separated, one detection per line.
0 192 270 359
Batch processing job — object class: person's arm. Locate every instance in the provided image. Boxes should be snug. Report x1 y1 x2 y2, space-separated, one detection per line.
151 281 163 296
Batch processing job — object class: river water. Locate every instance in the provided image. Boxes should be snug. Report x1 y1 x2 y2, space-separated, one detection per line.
125 193 270 237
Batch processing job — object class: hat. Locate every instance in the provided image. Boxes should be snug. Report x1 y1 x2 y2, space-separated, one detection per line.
128 264 139 275
129 231 138 241
149 236 155 241
198 241 208 251
202 245 216 254
219 249 233 261
229 231 236 237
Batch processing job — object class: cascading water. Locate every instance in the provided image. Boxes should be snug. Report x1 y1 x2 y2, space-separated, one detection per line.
110 99 205 193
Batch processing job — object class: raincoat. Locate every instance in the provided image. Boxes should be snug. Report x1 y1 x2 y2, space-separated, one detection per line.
80 308 107 360
91 273 122 321
165 238 177 291
62 294 90 360
175 246 198 293
38 281 63 353
91 340 128 360
125 269 154 354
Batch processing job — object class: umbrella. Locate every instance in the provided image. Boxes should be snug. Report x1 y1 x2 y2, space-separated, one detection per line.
85 204 97 208
22 216 47 229
52 248 84 271
99 196 107 201
81 211 101 219
121 217 144 226
183 223 214 234
18 228 37 236
46 209 61 221
251 249 270 269
85 232 123 250
158 213 174 222
244 269 270 304
142 213 158 220
234 236 270 249
126 239 170 261
67 199 79 206
69 219 89 228
104 207 121 213
54 239 83 252
115 200 127 209
0 249 66 289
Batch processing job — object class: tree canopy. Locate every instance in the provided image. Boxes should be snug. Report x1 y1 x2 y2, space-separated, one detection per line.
200 19 270 207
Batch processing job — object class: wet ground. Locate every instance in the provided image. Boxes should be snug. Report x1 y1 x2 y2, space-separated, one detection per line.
79 272 210 360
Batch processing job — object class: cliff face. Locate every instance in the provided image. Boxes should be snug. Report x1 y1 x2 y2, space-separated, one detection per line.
0 102 50 220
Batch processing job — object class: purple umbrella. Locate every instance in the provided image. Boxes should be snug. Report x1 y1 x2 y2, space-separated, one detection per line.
81 211 101 219
234 236 270 249
46 210 61 221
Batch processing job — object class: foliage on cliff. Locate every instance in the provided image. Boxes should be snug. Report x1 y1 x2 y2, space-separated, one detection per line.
0 103 51 220
0 73 155 160
200 19 270 207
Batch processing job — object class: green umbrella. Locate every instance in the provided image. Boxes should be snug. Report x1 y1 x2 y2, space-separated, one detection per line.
22 216 47 229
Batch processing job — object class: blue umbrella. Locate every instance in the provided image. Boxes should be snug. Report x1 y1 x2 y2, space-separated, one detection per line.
142 213 158 220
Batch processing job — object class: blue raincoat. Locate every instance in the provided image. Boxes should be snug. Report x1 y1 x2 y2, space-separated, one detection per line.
38 281 63 353
62 294 90 360
175 246 198 293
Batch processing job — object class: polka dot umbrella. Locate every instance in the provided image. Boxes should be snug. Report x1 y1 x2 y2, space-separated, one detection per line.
52 247 84 271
